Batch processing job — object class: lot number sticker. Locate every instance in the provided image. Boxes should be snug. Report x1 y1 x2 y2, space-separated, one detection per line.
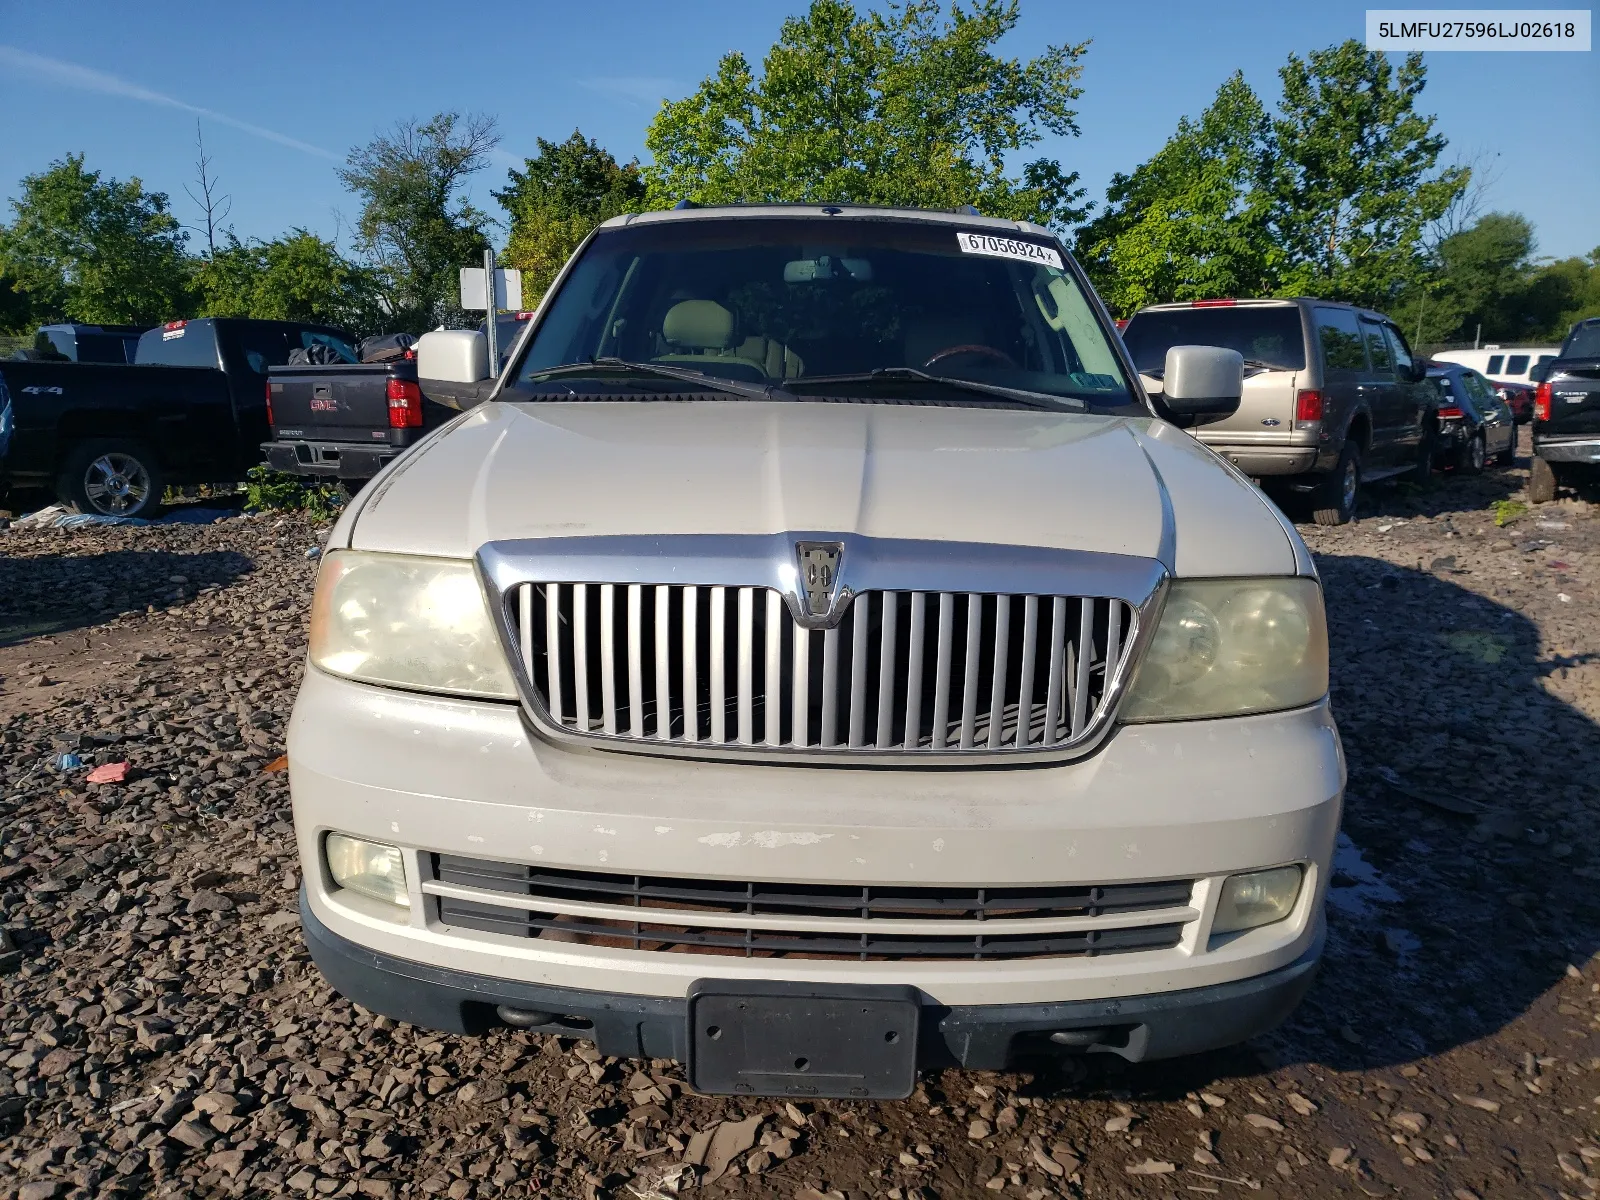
956 232 1063 269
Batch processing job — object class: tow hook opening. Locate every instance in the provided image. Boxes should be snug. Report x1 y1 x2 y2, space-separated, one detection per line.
1046 1025 1134 1052
495 1004 593 1032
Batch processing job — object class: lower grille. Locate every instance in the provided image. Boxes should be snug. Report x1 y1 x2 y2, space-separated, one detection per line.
428 856 1194 963
509 583 1136 757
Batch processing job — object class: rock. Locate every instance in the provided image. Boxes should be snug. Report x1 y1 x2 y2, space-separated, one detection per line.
1453 1093 1501 1113
17 1183 66 1200
1328 1147 1353 1168
168 1119 217 1150
1125 1159 1176 1175
1032 1149 1065 1178
701 1114 763 1182
1391 1111 1428 1135
192 1091 241 1117
967 1119 992 1140
1103 1115 1132 1132
263 911 300 932
207 1147 249 1177
1243 1113 1284 1132
1286 1093 1318 1116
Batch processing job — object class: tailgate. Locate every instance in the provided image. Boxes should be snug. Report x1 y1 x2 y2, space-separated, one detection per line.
1546 359 1600 437
1143 369 1302 444
268 364 395 443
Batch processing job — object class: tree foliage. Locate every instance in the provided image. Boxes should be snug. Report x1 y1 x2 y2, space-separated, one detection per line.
1268 42 1467 308
0 154 192 324
193 230 380 332
337 113 498 331
643 0 1088 228
494 131 646 301
1074 73 1276 314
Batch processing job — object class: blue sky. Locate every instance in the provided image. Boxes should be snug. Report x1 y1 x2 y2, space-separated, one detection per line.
1 0 1595 261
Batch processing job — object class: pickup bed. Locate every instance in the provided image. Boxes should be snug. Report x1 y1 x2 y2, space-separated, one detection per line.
0 317 355 517
1529 317 1600 503
263 358 438 486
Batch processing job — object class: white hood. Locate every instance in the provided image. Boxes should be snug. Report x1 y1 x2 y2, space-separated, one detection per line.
345 400 1302 578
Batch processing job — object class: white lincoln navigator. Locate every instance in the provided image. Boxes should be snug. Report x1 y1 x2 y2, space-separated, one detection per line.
290 204 1341 1099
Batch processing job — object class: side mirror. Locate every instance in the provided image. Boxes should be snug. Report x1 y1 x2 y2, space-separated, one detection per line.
1529 363 1549 384
1405 361 1428 383
1161 345 1244 424
416 330 489 384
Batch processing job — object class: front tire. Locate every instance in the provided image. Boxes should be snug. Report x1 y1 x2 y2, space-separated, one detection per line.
1529 456 1559 504
1312 443 1361 526
56 440 164 519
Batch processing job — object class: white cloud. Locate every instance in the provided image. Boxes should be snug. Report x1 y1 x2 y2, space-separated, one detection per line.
0 44 339 160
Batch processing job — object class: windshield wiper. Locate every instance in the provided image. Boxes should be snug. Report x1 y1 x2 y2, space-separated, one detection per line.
523 357 794 401
791 367 1084 412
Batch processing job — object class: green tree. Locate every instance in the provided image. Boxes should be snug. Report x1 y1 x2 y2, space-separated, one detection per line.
193 230 380 332
494 131 646 301
643 0 1089 228
1074 73 1277 315
0 154 193 324
337 113 499 330
1269 42 1468 308
1534 248 1600 339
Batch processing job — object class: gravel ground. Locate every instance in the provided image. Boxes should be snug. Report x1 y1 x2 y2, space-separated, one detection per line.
2 434 1598 1200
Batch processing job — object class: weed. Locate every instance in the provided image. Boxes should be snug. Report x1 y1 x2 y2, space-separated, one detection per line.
244 466 342 522
1491 499 1528 527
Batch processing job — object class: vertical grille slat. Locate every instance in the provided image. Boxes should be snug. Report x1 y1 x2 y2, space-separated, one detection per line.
736 587 754 746
516 579 1135 759
959 593 982 749
875 591 898 749
848 592 871 748
903 592 926 749
682 586 699 743
709 587 727 744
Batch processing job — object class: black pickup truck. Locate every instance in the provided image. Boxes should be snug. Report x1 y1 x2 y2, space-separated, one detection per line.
1529 317 1600 503
0 317 356 517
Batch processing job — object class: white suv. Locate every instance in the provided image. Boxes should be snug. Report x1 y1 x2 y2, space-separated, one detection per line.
290 204 1342 1099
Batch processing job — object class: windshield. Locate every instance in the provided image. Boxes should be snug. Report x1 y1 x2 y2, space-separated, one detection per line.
508 217 1137 412
1122 305 1307 373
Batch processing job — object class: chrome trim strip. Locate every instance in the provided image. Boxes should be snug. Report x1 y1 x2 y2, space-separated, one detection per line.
477 533 1169 768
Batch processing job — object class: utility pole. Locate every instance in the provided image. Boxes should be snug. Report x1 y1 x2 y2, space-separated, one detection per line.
483 247 498 371
1474 323 1481 350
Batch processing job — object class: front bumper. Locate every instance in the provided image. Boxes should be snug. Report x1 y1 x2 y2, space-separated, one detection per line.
291 668 1343 1019
302 886 1323 1068
262 440 401 480
1535 436 1600 465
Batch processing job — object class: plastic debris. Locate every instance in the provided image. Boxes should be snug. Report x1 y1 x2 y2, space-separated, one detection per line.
86 761 131 784
52 752 83 770
304 546 322 559
263 755 289 774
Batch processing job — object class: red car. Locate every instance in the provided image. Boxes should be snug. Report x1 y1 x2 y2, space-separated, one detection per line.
1495 380 1535 424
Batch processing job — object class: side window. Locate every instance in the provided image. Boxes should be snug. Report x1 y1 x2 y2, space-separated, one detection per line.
1384 325 1416 379
137 324 221 368
1315 307 1366 372
1485 354 1504 375
1360 320 1393 377
1505 354 1529 376
231 328 291 375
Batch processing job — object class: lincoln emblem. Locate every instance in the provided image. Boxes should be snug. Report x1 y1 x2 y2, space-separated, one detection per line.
795 542 844 621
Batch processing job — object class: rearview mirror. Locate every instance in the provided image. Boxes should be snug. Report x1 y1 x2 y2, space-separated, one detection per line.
1161 345 1243 424
416 330 489 384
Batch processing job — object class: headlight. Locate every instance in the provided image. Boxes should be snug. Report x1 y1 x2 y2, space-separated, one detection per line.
1211 865 1303 934
1122 577 1327 720
308 551 516 699
325 833 410 908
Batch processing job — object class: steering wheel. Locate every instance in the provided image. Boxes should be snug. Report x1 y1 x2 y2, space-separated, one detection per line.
921 344 1016 369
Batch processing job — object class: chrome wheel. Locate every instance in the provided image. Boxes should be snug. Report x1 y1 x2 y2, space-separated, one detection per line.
82 452 153 516
1470 434 1485 472
1341 459 1358 511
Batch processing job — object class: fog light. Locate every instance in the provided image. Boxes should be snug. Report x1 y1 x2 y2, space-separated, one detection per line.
1212 865 1302 935
325 833 409 908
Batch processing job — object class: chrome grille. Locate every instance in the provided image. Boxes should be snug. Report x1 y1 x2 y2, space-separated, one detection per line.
428 855 1195 962
509 584 1136 756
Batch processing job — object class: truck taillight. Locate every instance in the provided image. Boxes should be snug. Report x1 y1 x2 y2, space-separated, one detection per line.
163 319 187 331
265 380 274 427
1192 298 1237 307
1534 382 1552 422
1294 389 1324 422
1437 405 1464 420
387 378 423 428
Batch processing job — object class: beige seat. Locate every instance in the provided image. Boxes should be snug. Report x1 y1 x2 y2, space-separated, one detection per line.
658 300 803 380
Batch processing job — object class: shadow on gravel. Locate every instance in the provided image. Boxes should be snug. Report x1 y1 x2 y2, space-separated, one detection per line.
1016 553 1600 1101
0 549 253 644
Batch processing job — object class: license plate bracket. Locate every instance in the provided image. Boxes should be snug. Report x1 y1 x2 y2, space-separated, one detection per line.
686 980 920 1099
